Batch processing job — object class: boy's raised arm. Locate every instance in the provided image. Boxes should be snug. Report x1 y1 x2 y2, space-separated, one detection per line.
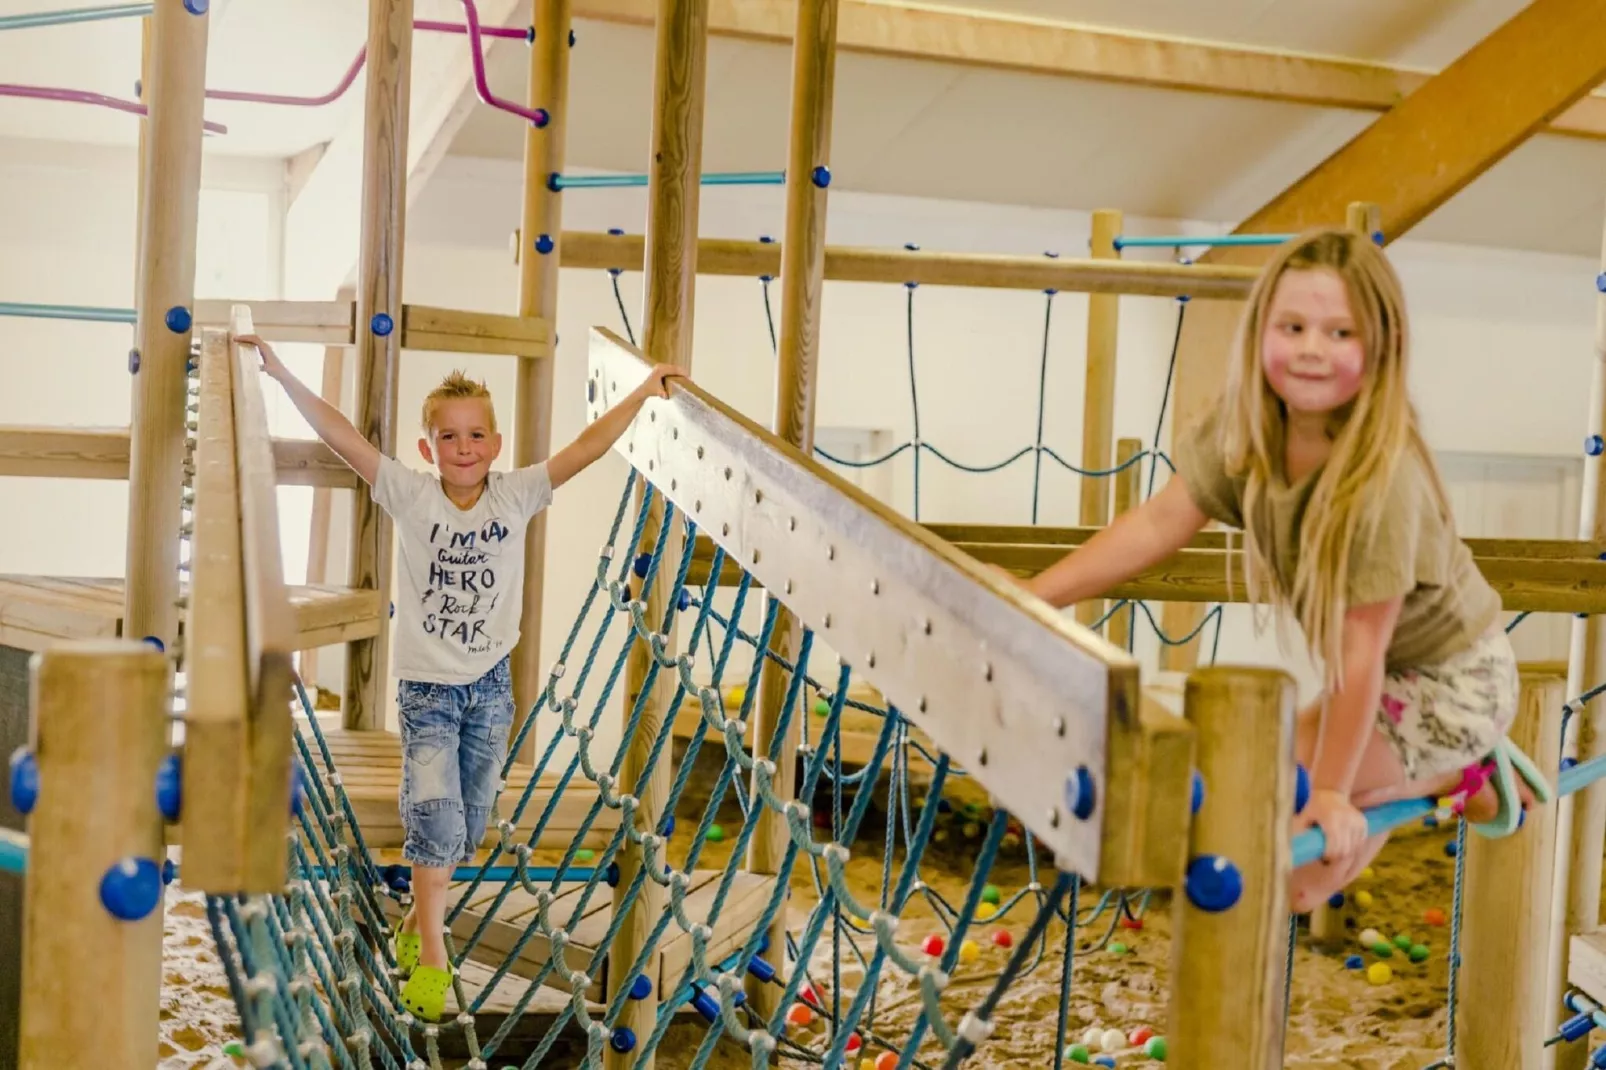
547 364 686 490
241 334 383 487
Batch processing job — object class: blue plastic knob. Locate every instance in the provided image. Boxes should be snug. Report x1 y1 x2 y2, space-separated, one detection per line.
608 227 625 237
1563 756 1580 772
1327 892 1345 909
676 588 691 612
1589 435 1606 457
1295 763 1311 815
142 635 164 652
530 108 550 129
569 28 576 46
759 234 775 244
660 815 676 838
100 857 163 921
607 861 621 887
1064 765 1096 821
628 974 653 1000
9 747 39 816
1591 1044 1606 1070
164 306 192 334
535 233 555 255
1444 839 1458 858
1190 769 1204 815
1184 854 1243 913
183 0 208 13
128 348 141 374
745 955 776 983
155 752 182 821
370 313 394 337
161 858 178 886
1596 272 1606 294
811 165 832 188
691 985 719 1023
547 173 564 193
609 1027 636 1053
633 552 652 579
1371 230 1385 246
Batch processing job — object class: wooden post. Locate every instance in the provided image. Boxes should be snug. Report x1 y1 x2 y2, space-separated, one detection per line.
344 0 413 731
1106 436 1140 651
1457 671 1562 1069
19 642 168 1069
1554 201 1606 1070
510 0 573 763
1075 209 1121 629
744 0 839 1026
124 0 209 651
1168 666 1296 1070
299 286 354 690
608 0 709 1065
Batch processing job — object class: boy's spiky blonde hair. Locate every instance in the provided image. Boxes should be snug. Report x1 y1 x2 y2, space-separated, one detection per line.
421 370 497 434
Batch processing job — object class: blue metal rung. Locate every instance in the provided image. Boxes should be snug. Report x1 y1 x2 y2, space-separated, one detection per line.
1113 233 1294 250
0 3 153 30
552 169 785 190
0 829 27 876
0 301 137 324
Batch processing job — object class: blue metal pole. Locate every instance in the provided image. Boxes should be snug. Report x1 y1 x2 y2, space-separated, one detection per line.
0 301 137 324
0 830 26 876
550 170 785 190
0 3 153 31
1113 233 1294 251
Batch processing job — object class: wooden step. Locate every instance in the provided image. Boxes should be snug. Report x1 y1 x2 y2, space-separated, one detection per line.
0 425 356 487
0 575 381 652
1569 928 1606 1003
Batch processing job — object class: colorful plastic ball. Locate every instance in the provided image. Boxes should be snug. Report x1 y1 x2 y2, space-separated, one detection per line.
1002 833 1022 849
576 848 595 862
786 1003 813 1027
859 1060 876 1070
1064 1042 1091 1064
1367 963 1392 985
975 903 997 921
100 857 162 921
1119 916 1144 931
958 939 980 964
1392 933 1413 950
1360 868 1374 880
875 1052 899 1070
1129 1025 1155 1046
1358 928 1383 947
1445 839 1459 858
1352 890 1374 910
1327 892 1345 909
705 824 725 843
728 686 746 706
1099 1027 1125 1052
1082 1027 1104 1047
922 934 945 957
1408 944 1430 963
962 821 981 838
1423 907 1447 927
1370 942 1393 959
800 982 820 1006
1143 1035 1168 1061
845 1033 862 1054
1345 955 1364 969
1108 942 1129 955
609 1027 636 1053
813 698 830 717
992 930 1013 949
1095 1058 1117 1068
981 883 1002 905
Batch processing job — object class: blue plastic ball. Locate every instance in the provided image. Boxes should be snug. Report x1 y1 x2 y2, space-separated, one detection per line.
629 974 653 1000
609 1026 636 1053
1597 272 1606 294
1295 763 1311 815
1345 955 1364 970
155 752 182 821
660 815 676 838
1190 769 1205 815
9 747 39 816
1444 839 1459 858
1327 892 1345 909
370 313 394 337
607 861 621 887
100 857 163 921
164 305 192 334
1184 854 1243 913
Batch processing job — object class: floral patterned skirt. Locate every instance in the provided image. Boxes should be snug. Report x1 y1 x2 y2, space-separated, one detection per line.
1375 622 1518 780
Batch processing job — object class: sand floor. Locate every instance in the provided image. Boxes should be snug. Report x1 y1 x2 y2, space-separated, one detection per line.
157 780 1480 1070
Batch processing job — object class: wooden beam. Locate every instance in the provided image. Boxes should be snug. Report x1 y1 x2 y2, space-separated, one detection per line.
609 0 711 1062
508 0 573 762
125 0 208 651
559 229 1258 297
572 0 1606 141
0 426 357 489
744 0 838 1028
193 299 355 345
398 305 554 358
589 326 1189 888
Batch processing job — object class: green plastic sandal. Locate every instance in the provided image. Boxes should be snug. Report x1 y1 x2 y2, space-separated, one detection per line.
400 964 454 1023
1473 738 1554 838
391 922 420 979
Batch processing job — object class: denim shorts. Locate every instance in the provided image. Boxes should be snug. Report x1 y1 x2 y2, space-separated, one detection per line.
397 656 514 868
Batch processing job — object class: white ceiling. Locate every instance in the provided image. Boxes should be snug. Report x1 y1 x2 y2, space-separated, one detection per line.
1 0 1603 255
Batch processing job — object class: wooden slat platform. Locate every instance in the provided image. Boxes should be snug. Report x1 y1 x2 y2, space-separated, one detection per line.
305 728 621 853
0 575 381 653
381 867 775 1002
1569 928 1606 1002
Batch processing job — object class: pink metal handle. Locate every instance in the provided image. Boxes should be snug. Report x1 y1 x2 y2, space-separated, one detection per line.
456 0 548 126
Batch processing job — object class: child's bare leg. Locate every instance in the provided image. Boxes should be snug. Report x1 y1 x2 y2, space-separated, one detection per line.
411 864 450 969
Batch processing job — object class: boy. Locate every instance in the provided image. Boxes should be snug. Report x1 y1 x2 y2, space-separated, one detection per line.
242 335 684 1020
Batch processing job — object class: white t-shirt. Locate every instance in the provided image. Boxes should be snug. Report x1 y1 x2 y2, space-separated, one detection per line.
372 454 554 685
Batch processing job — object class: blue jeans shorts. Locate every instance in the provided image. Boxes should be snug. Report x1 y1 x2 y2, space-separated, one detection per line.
397 656 514 868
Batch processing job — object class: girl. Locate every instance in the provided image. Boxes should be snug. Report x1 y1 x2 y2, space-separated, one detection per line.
1017 228 1548 910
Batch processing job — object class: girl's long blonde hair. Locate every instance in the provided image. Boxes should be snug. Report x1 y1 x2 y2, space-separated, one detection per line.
1218 228 1448 686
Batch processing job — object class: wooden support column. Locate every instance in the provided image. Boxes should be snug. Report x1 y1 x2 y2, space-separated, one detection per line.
19 642 168 1069
510 0 573 762
1163 0 1606 666
1168 666 1296 1070
1458 671 1562 1069
608 0 709 1064
299 286 354 690
124 0 209 650
344 0 413 731
1555 204 1606 1070
1106 436 1140 651
1075 209 1120 630
744 0 839 1027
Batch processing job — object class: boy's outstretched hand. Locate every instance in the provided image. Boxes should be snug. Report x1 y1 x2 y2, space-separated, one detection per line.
635 364 687 400
236 333 287 381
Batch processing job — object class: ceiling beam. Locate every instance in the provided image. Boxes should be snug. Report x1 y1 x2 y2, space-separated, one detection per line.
283 0 523 299
1158 0 1606 670
571 0 1606 140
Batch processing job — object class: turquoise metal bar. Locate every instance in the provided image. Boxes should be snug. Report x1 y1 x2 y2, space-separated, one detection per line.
0 3 153 31
550 169 785 190
0 301 136 324
1113 233 1293 251
0 829 25 877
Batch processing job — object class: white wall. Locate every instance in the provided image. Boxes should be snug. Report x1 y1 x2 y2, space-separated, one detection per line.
3 141 1599 759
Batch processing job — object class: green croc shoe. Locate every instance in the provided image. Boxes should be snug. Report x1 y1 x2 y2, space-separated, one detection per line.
391 922 420 979
1473 737 1554 839
400 964 454 1023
